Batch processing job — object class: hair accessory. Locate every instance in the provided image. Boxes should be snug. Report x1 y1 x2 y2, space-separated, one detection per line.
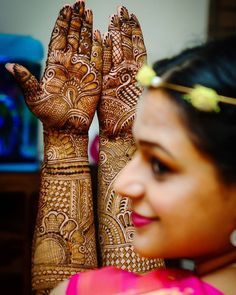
136 64 236 112
230 230 236 247
136 65 160 87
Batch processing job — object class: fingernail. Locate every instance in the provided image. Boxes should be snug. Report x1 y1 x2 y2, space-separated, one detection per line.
62 4 71 8
119 6 129 20
109 14 119 28
60 5 71 19
5 63 14 73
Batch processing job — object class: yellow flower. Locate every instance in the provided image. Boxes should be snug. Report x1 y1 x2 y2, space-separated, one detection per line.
136 64 157 86
184 85 220 112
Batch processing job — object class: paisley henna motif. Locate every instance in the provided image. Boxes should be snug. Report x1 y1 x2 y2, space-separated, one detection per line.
12 5 102 133
48 5 72 53
98 7 146 137
78 9 93 56
29 129 98 292
8 1 102 293
97 7 165 272
67 1 84 52
98 136 165 271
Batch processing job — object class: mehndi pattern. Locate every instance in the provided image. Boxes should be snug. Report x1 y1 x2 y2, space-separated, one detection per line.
9 1 102 292
97 6 165 272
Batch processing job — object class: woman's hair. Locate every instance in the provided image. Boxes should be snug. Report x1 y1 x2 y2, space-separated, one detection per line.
153 35 236 184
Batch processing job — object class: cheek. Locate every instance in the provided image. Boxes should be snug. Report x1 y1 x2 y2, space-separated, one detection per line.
147 176 201 218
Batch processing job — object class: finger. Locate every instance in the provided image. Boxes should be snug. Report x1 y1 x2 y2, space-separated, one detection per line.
67 0 85 52
48 5 72 52
102 32 112 75
109 14 123 66
5 63 40 104
91 30 103 72
78 9 93 57
130 13 147 67
118 6 133 61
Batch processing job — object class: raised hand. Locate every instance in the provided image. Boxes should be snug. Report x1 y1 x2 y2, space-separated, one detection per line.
97 7 164 272
7 0 102 133
6 1 103 293
98 6 146 137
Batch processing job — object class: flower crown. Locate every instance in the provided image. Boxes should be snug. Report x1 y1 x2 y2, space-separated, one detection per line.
136 64 236 112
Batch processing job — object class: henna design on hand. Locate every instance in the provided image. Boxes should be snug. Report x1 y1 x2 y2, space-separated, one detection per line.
6 1 103 292
11 3 102 134
97 7 164 272
98 7 146 137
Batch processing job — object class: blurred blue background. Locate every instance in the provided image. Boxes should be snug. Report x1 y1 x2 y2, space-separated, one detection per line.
0 34 44 171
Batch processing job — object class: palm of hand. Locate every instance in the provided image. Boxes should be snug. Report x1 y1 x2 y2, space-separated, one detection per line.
37 50 101 132
100 61 141 136
11 3 102 133
98 8 146 137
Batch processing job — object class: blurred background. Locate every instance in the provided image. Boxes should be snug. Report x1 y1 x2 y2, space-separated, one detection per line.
0 0 235 294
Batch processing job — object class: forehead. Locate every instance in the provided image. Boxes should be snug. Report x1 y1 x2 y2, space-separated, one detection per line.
134 89 185 139
134 89 200 160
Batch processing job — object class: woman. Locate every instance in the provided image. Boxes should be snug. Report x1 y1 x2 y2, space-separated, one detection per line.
51 36 236 294
6 1 163 293
7 1 236 294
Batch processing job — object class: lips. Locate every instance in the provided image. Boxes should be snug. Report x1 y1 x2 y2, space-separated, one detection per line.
131 211 156 228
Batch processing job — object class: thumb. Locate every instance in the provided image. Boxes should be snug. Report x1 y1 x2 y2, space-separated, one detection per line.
5 63 40 101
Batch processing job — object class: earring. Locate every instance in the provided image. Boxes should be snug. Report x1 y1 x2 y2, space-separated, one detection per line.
230 230 236 247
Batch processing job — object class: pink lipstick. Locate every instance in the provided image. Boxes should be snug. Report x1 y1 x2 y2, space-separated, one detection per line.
131 212 156 228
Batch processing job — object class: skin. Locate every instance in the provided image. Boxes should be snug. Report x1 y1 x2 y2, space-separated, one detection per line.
8 1 163 292
114 89 236 260
50 87 236 295
97 6 163 271
113 89 236 293
7 1 102 292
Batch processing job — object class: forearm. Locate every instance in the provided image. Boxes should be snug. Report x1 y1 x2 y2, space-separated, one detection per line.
97 134 164 272
32 129 97 292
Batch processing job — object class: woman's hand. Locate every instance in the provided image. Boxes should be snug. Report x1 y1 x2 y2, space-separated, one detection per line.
6 0 102 134
98 6 146 137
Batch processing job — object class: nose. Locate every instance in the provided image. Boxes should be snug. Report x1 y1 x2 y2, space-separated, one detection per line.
113 153 145 200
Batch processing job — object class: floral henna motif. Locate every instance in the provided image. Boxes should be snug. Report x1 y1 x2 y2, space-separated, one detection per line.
78 9 93 56
41 57 100 131
98 7 164 272
119 7 134 61
130 14 147 68
43 130 89 161
48 5 72 53
67 1 84 52
98 8 146 137
32 131 97 291
98 136 165 271
12 5 102 133
6 1 103 293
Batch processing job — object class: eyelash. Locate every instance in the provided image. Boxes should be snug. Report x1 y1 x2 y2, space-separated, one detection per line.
150 156 170 177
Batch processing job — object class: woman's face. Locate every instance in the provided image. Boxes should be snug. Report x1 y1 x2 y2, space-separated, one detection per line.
114 89 236 259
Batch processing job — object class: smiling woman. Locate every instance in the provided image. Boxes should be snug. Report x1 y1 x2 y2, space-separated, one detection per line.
6 0 236 294
113 36 236 294
50 34 236 295
116 88 236 261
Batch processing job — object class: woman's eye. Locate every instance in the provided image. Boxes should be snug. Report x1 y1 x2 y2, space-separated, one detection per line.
150 157 170 176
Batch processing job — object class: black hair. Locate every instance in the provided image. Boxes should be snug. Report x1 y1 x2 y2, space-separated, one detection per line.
153 35 236 184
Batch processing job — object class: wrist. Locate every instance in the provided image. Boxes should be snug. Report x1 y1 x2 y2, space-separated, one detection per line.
99 130 133 142
99 134 136 178
43 128 89 162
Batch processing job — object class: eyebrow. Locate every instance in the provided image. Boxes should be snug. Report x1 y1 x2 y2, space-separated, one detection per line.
137 139 175 159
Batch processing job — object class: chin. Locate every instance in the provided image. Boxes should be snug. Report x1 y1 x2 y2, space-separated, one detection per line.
133 239 161 259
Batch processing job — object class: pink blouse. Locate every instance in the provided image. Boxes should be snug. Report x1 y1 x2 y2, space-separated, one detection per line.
66 267 223 294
